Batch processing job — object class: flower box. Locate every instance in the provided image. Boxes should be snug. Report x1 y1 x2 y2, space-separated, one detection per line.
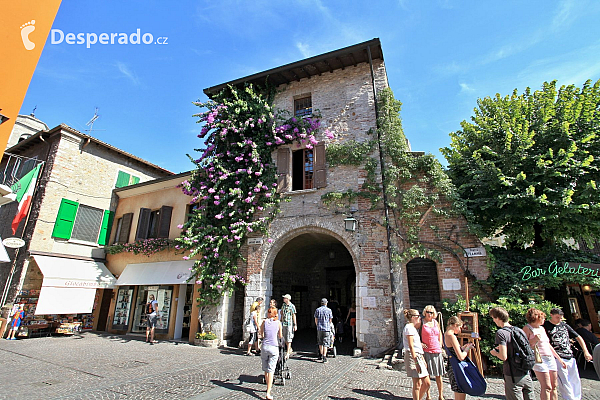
194 338 219 347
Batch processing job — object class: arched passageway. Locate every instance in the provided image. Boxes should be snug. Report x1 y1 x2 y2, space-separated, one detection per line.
271 232 356 354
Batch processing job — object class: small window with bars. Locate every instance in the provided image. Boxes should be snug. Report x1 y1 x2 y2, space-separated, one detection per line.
71 205 104 243
294 96 312 117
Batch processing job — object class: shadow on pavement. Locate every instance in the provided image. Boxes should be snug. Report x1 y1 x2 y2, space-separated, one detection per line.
210 378 263 398
352 389 410 399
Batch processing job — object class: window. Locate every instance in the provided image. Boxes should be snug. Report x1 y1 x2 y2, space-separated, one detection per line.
52 199 114 245
135 206 173 241
294 96 312 117
113 213 133 244
277 142 326 192
71 205 104 243
292 149 313 190
115 170 140 188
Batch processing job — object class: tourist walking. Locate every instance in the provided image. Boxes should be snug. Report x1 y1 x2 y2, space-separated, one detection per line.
245 303 261 356
403 308 431 400
345 303 357 342
444 316 475 400
522 307 565 400
421 305 445 400
145 294 159 344
489 306 534 400
260 306 283 400
6 304 25 340
280 294 297 359
543 307 591 400
314 298 333 363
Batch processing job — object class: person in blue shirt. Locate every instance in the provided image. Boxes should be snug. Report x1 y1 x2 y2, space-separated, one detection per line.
314 298 333 363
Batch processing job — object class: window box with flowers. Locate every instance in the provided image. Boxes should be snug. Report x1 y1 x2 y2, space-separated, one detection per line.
194 331 219 347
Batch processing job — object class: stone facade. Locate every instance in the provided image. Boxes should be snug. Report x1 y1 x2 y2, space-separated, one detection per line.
227 58 488 355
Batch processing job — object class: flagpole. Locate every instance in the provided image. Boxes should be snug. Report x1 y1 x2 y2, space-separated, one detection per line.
0 162 44 309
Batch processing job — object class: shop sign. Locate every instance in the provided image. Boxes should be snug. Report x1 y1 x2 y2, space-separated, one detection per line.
2 237 25 248
520 261 600 281
464 247 486 257
247 238 263 245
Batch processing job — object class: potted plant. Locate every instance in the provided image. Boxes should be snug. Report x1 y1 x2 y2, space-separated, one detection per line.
194 331 218 347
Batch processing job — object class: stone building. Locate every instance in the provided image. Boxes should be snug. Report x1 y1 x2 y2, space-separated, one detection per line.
0 124 171 335
203 38 489 355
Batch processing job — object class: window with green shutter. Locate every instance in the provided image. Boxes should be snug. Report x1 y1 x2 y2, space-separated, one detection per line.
131 176 140 185
98 210 115 245
116 171 131 188
52 199 79 239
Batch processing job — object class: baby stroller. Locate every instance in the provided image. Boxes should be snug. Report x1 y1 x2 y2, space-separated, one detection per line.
274 340 291 385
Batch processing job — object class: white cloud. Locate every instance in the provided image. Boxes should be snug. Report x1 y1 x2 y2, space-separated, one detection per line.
115 62 140 85
552 0 575 31
459 82 475 93
296 42 311 58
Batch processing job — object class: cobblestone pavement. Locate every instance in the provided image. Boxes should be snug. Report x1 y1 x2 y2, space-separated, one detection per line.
0 333 599 399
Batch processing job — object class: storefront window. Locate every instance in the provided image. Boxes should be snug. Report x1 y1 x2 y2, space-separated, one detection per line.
112 286 133 329
132 285 173 334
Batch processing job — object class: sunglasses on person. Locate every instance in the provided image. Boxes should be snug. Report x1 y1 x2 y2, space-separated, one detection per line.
425 311 434 314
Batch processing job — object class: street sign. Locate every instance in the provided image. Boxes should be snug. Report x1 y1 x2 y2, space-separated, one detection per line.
464 247 486 257
247 238 263 245
2 237 25 249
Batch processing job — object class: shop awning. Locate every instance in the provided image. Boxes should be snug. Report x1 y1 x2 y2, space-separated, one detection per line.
115 261 195 286
32 255 117 315
32 255 117 289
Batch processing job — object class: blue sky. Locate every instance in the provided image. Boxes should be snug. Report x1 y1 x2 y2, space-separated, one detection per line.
20 0 600 173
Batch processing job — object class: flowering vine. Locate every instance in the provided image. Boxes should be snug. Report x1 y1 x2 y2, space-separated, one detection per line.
177 85 327 307
105 238 175 256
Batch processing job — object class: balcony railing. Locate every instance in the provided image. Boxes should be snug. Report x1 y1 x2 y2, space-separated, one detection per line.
0 153 44 190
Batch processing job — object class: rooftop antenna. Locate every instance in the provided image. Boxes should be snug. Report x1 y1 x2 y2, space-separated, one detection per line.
84 107 105 135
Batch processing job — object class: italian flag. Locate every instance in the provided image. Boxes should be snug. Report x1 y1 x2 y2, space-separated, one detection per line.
11 164 42 234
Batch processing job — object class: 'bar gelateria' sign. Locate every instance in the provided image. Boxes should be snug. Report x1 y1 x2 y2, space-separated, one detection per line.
520 261 600 281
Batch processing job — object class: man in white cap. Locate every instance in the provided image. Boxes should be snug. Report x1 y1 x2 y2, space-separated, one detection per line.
281 294 297 359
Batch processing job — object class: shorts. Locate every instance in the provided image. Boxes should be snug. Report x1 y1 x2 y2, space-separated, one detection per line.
317 330 332 347
282 325 294 344
533 355 558 373
261 344 279 373
248 332 258 345
147 313 158 329
404 351 429 378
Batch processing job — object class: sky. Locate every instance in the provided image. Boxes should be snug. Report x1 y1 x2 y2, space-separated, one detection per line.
18 0 600 174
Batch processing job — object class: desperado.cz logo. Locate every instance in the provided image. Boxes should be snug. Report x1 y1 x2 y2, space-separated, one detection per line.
51 28 168 48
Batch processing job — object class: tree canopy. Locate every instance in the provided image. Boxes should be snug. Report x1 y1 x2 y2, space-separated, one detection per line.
442 79 600 249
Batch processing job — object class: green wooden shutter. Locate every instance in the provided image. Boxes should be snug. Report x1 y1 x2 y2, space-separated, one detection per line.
116 171 131 188
130 176 140 185
98 210 115 245
52 199 79 239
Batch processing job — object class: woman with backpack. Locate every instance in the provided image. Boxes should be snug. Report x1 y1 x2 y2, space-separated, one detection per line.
444 316 475 400
421 305 445 400
244 303 261 356
523 308 566 400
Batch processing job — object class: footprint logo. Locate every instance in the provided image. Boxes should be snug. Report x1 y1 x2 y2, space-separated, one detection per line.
20 20 36 51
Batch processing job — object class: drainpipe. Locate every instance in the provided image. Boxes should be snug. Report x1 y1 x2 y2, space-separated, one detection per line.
367 45 399 345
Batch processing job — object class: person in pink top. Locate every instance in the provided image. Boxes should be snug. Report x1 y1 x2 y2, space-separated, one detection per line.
421 305 445 400
522 308 566 400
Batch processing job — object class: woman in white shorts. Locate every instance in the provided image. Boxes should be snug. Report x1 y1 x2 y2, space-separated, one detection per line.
403 309 431 400
523 308 567 400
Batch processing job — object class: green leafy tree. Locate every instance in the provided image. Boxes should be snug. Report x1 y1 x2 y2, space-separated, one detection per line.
442 79 600 249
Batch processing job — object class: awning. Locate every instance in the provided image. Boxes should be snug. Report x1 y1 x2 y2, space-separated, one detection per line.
115 261 195 286
0 237 10 263
32 255 117 289
32 255 117 315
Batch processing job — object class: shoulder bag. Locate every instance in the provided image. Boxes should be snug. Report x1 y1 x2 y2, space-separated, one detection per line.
443 336 487 396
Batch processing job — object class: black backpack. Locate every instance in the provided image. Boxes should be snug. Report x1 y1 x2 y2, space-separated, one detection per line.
504 326 535 381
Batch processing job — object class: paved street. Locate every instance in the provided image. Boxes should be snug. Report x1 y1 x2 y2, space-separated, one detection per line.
0 333 599 399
